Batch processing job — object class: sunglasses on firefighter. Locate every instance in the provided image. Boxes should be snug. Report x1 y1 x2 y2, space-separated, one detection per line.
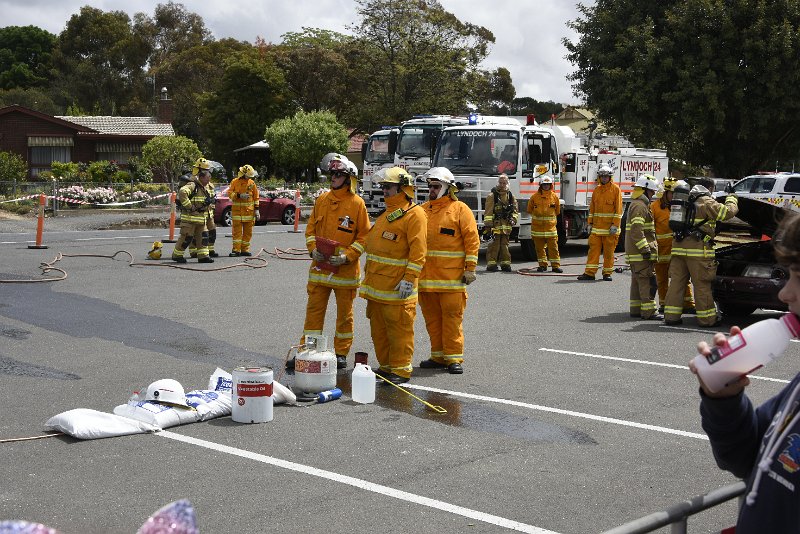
331 171 348 178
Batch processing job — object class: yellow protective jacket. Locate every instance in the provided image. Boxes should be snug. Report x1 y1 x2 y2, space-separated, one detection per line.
651 198 673 263
226 177 259 217
527 189 560 238
672 194 738 259
588 181 622 235
483 188 518 235
305 187 370 288
360 193 427 304
624 196 656 262
419 196 480 292
178 180 210 225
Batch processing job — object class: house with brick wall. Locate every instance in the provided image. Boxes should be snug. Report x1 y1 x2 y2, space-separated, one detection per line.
0 91 175 179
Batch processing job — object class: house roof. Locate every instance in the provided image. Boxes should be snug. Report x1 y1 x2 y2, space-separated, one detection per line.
55 115 175 136
0 104 95 132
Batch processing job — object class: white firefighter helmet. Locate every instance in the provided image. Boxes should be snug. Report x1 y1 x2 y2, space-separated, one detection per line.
237 164 258 179
634 174 659 191
422 167 456 200
144 378 189 408
597 165 613 176
319 152 348 174
540 176 554 185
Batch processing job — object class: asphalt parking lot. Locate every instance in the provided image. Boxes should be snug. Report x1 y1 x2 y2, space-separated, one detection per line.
1 209 796 533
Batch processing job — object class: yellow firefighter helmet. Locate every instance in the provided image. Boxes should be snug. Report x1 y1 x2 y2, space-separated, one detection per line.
377 166 415 198
147 241 163 260
237 164 258 179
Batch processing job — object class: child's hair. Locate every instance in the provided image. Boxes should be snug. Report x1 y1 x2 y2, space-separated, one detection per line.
774 212 800 266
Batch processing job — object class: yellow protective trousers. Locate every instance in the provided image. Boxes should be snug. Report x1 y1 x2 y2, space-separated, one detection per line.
232 216 255 253
533 236 560 268
190 215 216 255
655 261 694 309
300 284 356 356
628 260 658 318
173 222 208 259
486 233 511 266
664 255 717 325
419 292 466 365
583 233 619 276
365 300 416 378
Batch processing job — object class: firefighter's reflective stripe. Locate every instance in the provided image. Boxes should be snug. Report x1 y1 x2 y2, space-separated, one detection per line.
366 253 410 267
308 271 360 286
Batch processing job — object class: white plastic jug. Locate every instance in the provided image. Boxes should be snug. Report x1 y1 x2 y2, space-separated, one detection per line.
351 364 376 404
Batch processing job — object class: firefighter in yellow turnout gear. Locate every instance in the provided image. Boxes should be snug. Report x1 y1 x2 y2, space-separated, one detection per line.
663 179 738 326
484 173 518 272
227 164 260 256
189 170 219 258
171 159 214 264
418 167 480 375
651 178 695 313
360 167 427 384
292 154 370 370
578 165 623 281
527 175 562 272
624 175 661 319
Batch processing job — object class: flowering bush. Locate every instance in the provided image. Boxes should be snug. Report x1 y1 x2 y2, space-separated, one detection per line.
60 185 86 201
84 187 117 204
126 190 152 204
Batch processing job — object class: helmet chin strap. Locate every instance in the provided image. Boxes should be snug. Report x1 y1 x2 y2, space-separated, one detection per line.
431 182 448 199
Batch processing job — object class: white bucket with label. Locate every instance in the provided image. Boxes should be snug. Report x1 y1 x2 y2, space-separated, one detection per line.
231 367 273 423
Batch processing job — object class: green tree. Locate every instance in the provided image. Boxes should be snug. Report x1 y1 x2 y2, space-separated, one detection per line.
140 135 201 186
52 6 151 115
0 151 28 182
132 1 211 72
274 29 351 115
564 0 800 179
0 87 59 114
347 0 496 128
199 49 294 167
0 26 56 90
467 67 516 114
153 38 251 143
508 97 565 121
264 110 348 181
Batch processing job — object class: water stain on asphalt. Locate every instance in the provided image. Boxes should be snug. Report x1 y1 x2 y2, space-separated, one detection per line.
333 374 596 445
2 327 31 340
0 355 81 380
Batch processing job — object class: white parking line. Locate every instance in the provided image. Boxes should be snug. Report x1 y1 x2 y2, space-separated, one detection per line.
157 430 559 534
537 347 790 385
405 384 709 440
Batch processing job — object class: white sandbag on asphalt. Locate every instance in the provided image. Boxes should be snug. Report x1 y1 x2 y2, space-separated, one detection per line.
185 389 231 421
208 367 296 405
114 389 232 428
45 408 159 440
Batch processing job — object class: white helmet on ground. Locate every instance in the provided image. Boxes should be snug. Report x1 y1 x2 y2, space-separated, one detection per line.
144 379 189 408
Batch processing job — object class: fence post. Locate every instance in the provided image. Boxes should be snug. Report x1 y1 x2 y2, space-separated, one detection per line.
27 193 48 249
292 189 301 233
164 191 177 243
12 178 17 197
52 178 58 215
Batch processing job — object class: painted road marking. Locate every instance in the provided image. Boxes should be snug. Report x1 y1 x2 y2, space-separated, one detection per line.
405 384 709 440
537 347 791 386
157 430 560 534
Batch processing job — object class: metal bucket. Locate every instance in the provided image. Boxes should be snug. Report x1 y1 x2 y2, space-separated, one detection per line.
231 367 273 423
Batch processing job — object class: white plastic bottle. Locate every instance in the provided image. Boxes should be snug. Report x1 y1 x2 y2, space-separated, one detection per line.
693 313 800 393
351 364 376 404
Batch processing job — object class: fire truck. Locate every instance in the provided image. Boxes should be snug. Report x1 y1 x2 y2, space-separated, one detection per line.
361 115 468 214
432 114 668 259
360 127 398 213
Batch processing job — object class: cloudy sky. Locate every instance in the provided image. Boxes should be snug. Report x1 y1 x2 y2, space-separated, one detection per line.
0 0 590 104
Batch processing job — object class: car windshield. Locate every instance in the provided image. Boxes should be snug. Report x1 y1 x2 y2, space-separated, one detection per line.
434 129 520 175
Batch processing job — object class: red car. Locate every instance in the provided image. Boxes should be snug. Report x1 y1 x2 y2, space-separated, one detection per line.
213 186 296 227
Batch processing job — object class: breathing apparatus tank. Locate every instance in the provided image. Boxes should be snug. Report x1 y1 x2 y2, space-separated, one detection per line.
294 335 337 394
668 180 692 239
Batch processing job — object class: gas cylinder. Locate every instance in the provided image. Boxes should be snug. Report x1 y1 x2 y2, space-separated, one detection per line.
294 334 337 393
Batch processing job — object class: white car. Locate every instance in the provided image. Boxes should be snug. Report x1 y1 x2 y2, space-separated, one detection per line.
726 173 800 208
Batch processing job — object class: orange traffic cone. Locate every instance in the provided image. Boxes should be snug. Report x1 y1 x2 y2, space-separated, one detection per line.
28 193 48 249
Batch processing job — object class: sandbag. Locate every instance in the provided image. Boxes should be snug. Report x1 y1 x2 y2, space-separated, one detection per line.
45 408 158 440
113 400 201 429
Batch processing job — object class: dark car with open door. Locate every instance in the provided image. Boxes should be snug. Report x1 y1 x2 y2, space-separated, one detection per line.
712 197 796 317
